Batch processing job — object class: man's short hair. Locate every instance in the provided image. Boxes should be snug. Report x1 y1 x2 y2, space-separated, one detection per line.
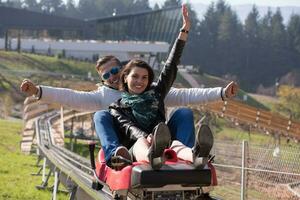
95 55 122 72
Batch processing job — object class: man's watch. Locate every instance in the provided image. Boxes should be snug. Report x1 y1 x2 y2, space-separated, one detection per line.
33 86 42 100
221 88 227 101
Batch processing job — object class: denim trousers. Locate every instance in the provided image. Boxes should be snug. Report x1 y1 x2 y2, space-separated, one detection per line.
93 107 195 163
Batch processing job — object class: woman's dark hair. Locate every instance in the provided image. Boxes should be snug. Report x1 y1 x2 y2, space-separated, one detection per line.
119 59 154 92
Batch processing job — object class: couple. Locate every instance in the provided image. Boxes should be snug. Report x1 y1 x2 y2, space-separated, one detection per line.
20 5 238 170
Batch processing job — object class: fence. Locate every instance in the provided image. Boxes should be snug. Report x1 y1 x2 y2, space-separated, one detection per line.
195 100 300 140
211 140 300 200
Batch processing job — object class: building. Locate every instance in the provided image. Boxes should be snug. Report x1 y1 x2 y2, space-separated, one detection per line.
0 5 181 63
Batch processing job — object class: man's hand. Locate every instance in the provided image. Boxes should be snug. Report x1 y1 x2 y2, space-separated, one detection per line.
224 81 239 99
20 79 39 96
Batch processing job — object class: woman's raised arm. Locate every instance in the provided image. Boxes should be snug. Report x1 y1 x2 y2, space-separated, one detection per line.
178 4 190 41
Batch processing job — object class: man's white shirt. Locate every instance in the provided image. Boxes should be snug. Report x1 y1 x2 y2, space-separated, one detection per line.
40 85 223 112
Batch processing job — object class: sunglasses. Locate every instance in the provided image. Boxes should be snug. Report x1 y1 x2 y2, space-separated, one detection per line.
101 66 121 80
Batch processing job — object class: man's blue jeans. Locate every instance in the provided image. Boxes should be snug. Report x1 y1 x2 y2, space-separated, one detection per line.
93 108 195 163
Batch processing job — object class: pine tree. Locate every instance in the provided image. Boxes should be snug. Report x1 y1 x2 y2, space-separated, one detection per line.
242 5 261 89
287 14 300 54
162 0 181 8
78 0 99 18
23 0 41 12
65 0 79 18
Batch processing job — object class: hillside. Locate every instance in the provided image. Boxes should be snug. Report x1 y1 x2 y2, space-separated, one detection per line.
0 51 99 118
190 72 269 110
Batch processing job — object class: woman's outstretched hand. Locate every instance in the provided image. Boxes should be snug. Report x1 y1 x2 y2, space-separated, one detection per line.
20 79 39 96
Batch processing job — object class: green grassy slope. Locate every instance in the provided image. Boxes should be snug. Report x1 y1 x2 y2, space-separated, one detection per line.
192 72 269 110
0 51 100 117
0 119 68 199
0 51 96 75
0 51 99 93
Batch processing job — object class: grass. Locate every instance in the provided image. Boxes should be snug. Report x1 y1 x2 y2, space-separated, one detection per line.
153 69 191 88
64 137 100 159
0 51 97 76
237 90 269 110
213 118 299 148
248 93 279 111
175 72 192 88
0 51 100 118
0 119 68 200
211 184 277 200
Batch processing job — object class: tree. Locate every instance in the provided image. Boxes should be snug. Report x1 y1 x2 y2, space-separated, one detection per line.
195 0 238 75
242 5 261 89
5 0 22 8
275 85 300 120
269 9 291 85
162 0 181 8
132 0 151 11
287 14 300 54
181 3 201 65
153 3 160 10
23 0 41 12
196 3 219 73
217 6 243 74
40 0 65 15
270 9 287 49
244 6 260 43
78 0 99 18
65 0 79 18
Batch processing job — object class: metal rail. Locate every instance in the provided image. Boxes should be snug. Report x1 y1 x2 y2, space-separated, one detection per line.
34 112 113 200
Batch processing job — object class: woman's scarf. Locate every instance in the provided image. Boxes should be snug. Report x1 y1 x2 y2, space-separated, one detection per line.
121 90 159 131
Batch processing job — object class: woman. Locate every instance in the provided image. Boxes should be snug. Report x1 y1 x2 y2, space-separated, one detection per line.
108 4 190 170
107 5 239 170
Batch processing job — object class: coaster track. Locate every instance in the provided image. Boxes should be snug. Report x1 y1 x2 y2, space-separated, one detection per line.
24 97 300 199
34 112 113 200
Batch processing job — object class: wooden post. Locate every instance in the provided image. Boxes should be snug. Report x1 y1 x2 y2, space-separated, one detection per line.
17 30 21 53
60 106 64 140
4 30 8 51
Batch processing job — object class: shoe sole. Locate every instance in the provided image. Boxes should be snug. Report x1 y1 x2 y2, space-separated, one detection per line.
150 123 171 170
111 146 133 170
115 146 132 161
196 125 214 157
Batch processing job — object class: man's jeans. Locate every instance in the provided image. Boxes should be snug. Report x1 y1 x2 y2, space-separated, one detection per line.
93 108 195 163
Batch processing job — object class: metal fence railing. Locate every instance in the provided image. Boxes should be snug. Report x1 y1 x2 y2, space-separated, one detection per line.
211 140 300 200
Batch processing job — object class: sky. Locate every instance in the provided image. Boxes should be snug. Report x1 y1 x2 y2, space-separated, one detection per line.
149 0 300 7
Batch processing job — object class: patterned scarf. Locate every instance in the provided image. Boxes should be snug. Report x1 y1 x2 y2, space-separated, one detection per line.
121 90 159 131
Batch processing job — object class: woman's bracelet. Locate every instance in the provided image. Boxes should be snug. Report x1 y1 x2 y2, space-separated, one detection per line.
180 28 189 34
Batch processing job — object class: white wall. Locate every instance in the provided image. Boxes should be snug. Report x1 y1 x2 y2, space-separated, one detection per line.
0 38 169 63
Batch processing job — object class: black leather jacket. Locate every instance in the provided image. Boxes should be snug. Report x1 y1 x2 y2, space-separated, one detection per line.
109 39 186 148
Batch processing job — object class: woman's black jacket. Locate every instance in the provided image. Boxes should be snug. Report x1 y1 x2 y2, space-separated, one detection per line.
109 39 186 148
